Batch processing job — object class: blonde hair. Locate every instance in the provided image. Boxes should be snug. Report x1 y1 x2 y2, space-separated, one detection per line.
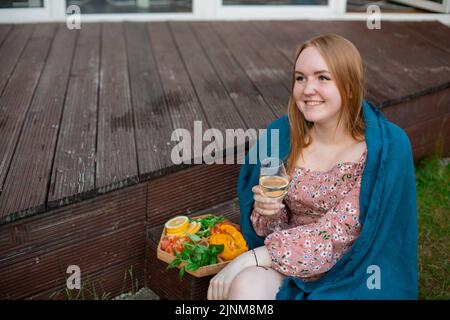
286 34 366 175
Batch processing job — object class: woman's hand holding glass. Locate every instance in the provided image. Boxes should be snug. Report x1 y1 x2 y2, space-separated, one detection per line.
252 185 286 216
253 157 290 216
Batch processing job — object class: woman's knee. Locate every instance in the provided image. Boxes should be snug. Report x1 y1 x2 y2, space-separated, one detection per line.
228 266 284 300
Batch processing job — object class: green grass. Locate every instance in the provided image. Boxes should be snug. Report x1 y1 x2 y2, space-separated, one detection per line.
416 153 450 300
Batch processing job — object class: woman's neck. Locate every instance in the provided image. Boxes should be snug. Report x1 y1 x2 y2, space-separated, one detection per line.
309 121 354 147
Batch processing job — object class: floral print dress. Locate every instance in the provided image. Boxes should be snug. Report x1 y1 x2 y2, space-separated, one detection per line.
251 149 367 282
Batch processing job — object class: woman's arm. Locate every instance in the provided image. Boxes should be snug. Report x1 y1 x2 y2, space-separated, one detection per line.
264 177 363 280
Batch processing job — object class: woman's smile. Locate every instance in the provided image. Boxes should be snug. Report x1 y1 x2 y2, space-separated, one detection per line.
304 100 325 106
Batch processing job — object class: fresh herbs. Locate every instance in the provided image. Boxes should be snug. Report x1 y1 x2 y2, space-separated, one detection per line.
193 215 225 238
166 232 224 280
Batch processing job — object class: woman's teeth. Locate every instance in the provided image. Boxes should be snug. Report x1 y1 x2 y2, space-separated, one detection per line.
305 101 324 106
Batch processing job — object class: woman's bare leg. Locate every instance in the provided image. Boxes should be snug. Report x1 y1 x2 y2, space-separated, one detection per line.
227 266 285 300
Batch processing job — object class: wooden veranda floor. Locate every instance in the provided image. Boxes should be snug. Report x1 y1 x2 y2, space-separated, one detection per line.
0 20 449 223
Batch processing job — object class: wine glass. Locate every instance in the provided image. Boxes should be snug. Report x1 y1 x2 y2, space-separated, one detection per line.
259 157 290 199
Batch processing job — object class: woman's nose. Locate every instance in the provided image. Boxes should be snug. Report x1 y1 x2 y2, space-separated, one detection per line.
303 79 317 95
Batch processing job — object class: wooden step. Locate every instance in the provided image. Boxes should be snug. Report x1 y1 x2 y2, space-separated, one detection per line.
0 163 240 299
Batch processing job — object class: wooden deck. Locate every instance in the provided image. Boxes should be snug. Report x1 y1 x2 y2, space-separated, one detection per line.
0 20 449 223
0 20 449 299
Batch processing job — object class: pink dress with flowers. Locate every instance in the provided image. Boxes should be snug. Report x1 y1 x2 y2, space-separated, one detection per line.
251 149 367 282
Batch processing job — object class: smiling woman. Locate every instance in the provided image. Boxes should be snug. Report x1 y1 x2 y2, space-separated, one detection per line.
206 34 419 300
287 35 366 173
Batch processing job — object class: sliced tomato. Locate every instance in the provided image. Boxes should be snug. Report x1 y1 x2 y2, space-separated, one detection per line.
175 242 184 253
210 226 221 235
160 239 170 251
165 243 174 255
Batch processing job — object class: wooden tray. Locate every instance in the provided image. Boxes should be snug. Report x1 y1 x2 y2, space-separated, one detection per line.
156 214 230 278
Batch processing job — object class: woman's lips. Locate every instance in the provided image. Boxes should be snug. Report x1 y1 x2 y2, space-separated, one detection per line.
304 100 324 106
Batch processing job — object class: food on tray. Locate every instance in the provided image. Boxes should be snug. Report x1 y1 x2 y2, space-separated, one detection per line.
209 224 248 261
158 214 248 279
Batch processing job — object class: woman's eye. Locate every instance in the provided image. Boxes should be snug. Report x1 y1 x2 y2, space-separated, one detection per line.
319 75 330 81
296 75 305 81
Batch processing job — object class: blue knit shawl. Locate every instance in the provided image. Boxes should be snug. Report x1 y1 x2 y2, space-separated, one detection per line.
237 100 418 299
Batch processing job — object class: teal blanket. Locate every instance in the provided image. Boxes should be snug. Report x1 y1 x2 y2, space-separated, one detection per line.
237 100 418 299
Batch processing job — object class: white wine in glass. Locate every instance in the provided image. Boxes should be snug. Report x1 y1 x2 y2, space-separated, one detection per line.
259 157 290 199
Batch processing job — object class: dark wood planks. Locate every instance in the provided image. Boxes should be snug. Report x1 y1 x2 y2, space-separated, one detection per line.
382 88 450 129
124 22 175 177
169 22 247 132
0 25 33 97
234 21 292 91
147 164 240 227
271 20 386 104
377 21 450 88
191 22 276 130
251 20 302 64
211 21 290 118
0 24 59 218
0 24 77 219
0 24 12 47
96 23 138 192
401 21 450 55
271 20 450 106
0 25 55 193
147 22 209 162
0 183 146 299
1 224 144 298
382 88 450 160
47 24 100 207
0 21 449 221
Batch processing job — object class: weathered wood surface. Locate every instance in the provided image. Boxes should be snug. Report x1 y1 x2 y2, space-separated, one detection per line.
0 183 147 299
0 21 449 222
48 23 100 207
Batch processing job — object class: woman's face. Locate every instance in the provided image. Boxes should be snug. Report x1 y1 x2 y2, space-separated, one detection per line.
293 46 342 126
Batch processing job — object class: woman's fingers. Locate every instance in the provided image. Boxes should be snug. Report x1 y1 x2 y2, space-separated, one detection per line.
208 275 231 300
222 276 233 300
209 275 220 300
209 269 236 300
207 281 212 300
255 207 280 216
253 192 285 215
254 195 284 208
216 278 224 300
251 185 261 194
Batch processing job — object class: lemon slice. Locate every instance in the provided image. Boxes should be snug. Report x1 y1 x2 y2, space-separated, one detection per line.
165 216 189 235
185 221 201 235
